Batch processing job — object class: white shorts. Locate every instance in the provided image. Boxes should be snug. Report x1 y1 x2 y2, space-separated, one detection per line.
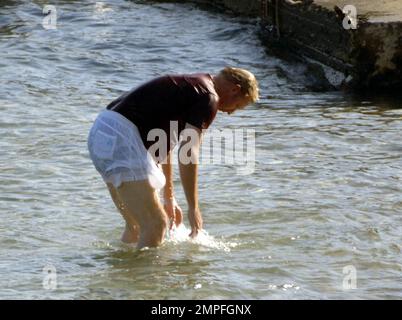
87 110 166 189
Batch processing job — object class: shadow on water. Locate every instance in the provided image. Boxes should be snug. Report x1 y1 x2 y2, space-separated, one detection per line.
345 92 402 110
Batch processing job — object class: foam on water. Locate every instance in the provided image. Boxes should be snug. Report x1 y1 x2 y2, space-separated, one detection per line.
91 224 238 253
166 224 237 252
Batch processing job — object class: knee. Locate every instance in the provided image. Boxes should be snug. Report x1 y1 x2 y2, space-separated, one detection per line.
143 209 168 235
152 213 168 234
140 213 167 247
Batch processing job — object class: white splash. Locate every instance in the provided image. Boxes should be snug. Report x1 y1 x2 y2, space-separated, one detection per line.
166 224 236 252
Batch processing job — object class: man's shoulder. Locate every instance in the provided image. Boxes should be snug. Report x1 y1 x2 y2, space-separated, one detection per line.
204 91 219 108
180 73 217 97
183 73 213 86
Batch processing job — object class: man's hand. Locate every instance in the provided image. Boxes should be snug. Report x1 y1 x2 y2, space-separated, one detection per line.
164 197 183 229
188 207 203 238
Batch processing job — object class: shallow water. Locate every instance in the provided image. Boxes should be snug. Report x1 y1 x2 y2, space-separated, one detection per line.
0 0 401 299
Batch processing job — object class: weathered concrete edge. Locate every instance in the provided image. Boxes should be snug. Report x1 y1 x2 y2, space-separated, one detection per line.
164 0 402 91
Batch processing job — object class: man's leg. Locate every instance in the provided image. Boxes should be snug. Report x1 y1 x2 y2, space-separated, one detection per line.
106 183 139 243
115 180 168 249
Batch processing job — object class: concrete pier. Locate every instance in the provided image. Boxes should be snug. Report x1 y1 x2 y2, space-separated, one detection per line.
176 0 402 91
315 0 402 23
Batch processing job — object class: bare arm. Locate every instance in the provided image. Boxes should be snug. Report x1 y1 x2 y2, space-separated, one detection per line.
162 152 174 200
178 123 202 237
162 152 183 228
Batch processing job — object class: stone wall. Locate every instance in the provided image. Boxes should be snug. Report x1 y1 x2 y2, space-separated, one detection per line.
167 0 402 90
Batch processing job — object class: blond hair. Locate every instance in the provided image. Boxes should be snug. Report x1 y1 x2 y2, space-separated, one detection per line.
219 67 259 103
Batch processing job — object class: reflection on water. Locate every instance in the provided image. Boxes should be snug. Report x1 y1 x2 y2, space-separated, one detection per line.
0 0 401 299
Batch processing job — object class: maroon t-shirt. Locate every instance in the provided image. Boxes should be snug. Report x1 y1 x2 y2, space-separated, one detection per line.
106 73 219 152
